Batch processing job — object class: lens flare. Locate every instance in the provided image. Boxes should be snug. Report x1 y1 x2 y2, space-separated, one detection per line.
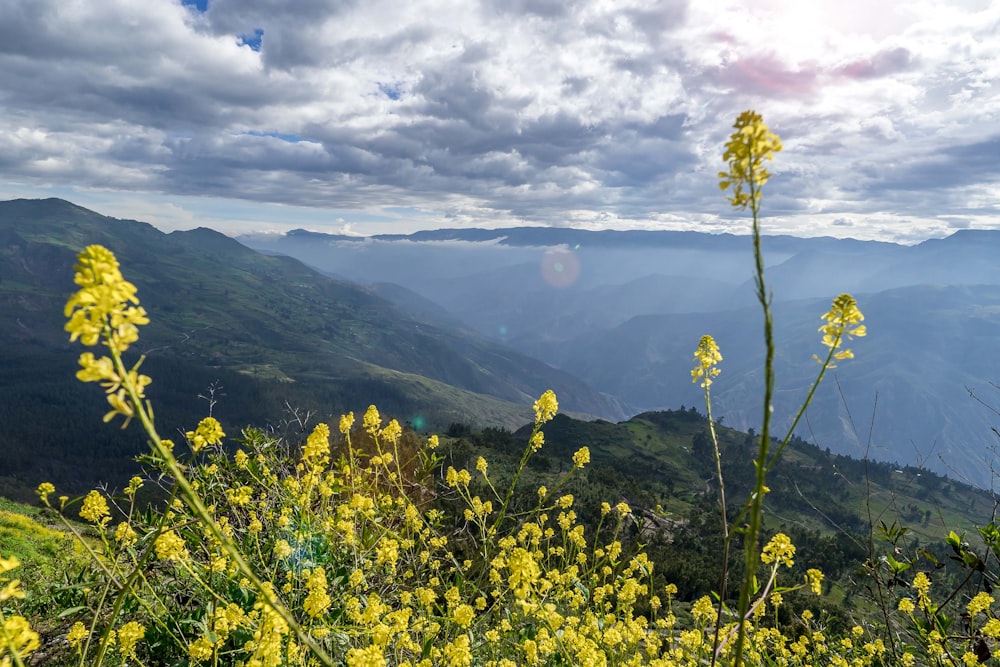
540 248 580 288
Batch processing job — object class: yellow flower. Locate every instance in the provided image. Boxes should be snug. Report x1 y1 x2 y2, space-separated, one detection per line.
913 571 932 610
35 482 55 504
346 644 386 667
718 110 783 210
0 575 24 603
117 621 145 660
64 244 149 352
74 351 119 385
0 556 20 576
125 475 143 497
508 547 541 599
304 567 331 618
445 467 471 488
427 434 439 449
679 628 703 651
806 568 824 596
186 416 225 453
968 591 994 616
188 636 215 662
247 599 288 667
363 405 382 434
381 419 402 444
572 446 590 468
691 595 717 624
444 635 473 666
453 604 475 628
533 390 558 425
302 422 331 467
3 614 40 661
691 335 723 388
66 621 88 647
761 532 795 568
476 456 488 475
340 411 355 435
273 539 293 559
898 597 915 613
819 293 866 361
114 522 138 546
79 490 110 525
982 618 1000 638
154 529 189 562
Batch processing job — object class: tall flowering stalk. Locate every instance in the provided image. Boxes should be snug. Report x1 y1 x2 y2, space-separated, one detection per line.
62 245 335 667
715 111 865 667
691 335 731 664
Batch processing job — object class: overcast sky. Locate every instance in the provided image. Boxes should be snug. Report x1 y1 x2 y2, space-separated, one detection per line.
1 0 997 242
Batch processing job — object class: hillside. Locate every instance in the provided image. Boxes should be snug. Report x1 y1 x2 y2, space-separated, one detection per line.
0 198 625 499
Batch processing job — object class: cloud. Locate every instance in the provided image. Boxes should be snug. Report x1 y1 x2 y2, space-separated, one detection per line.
835 46 914 79
0 0 998 240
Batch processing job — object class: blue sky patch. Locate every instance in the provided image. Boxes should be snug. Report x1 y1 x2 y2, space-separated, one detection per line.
378 82 404 100
181 0 208 12
247 130 311 144
239 29 264 52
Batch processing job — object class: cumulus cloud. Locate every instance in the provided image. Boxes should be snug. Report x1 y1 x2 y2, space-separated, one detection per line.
0 0 998 240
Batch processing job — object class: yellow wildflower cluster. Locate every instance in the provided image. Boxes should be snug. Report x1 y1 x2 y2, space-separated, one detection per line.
186 416 226 453
79 489 111 526
691 334 722 388
64 244 148 351
718 110 783 209
761 532 795 568
0 555 39 664
819 293 867 361
533 389 558 425
65 245 153 426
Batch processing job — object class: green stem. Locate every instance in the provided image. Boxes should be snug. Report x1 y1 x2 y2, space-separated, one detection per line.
764 341 840 475
732 181 773 667
490 422 542 535
705 385 731 667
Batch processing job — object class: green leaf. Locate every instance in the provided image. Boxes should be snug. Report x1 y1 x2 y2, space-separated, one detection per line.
57 606 87 618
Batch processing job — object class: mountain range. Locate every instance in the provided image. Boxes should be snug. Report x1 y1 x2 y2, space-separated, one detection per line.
3 196 1000 492
240 222 1000 488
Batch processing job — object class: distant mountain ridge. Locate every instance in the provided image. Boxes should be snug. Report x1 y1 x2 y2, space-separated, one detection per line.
276 224 902 252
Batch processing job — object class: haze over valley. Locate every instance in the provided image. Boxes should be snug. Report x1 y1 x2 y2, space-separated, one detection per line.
242 222 1000 488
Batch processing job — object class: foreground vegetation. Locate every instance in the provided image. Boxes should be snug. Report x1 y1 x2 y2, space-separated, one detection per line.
5 112 1000 666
